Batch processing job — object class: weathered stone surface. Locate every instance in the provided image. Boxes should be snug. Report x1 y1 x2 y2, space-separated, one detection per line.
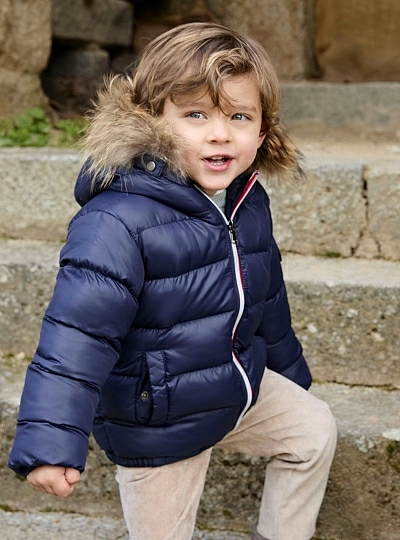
316 0 400 82
133 0 315 78
0 240 59 357
0 69 48 120
2 377 400 539
1 242 399 388
310 385 400 540
0 508 129 540
281 82 400 132
41 46 110 112
41 74 104 115
132 0 214 53
45 46 110 78
0 148 80 241
366 161 400 261
0 147 399 259
0 508 250 540
210 0 315 80
0 0 51 72
284 254 400 387
52 0 133 47
0 0 50 119
263 159 367 258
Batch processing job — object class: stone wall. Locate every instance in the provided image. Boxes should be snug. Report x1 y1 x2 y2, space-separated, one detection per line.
0 0 399 119
133 0 316 79
211 0 316 79
42 0 135 115
0 0 51 118
315 0 400 82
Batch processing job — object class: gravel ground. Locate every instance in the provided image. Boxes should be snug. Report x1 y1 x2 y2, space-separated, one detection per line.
0 509 250 540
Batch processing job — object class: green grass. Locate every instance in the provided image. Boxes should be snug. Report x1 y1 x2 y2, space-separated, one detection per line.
55 117 88 148
0 108 87 149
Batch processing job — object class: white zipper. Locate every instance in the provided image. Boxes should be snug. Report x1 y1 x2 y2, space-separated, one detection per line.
195 171 259 428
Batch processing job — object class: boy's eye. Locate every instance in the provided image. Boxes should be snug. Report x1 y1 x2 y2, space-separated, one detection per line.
188 111 205 119
232 113 249 121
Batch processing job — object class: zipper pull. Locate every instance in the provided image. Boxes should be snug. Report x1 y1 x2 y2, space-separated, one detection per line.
228 220 237 243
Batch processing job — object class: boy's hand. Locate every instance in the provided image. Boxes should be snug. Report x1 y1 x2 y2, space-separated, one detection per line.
27 465 81 498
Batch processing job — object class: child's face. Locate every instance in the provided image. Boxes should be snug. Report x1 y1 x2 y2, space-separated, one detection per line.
162 74 266 196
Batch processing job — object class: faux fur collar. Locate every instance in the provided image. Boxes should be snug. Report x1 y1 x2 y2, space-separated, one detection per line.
82 76 304 186
82 77 189 184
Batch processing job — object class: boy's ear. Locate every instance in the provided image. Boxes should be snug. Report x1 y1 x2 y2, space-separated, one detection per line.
257 126 267 148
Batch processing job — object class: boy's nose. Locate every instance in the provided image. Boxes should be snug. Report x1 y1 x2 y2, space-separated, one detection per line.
207 118 232 143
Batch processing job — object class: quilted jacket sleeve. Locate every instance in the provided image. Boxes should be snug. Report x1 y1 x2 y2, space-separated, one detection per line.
8 208 144 477
256 237 312 389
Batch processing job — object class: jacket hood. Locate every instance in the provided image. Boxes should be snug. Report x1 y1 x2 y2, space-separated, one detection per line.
79 76 304 202
81 77 189 188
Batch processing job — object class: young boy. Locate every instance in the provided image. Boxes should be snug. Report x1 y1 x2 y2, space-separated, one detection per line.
8 22 337 540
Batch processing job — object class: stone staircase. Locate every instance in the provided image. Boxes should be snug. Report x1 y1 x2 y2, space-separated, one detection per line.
0 83 400 540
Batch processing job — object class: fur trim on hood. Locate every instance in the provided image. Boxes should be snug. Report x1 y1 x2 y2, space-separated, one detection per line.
82 76 304 188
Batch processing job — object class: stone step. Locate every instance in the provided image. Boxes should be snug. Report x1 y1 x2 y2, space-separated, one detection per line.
52 0 133 48
1 240 398 388
0 509 253 540
1 368 399 539
1 240 399 538
0 148 81 242
0 509 248 540
0 146 399 260
281 82 400 133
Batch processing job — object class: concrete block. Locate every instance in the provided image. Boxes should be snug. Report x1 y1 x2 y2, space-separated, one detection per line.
0 0 50 119
1 149 398 262
264 159 367 258
41 47 110 112
52 0 133 48
315 0 400 82
283 254 400 387
308 384 400 540
1 242 399 389
0 148 80 241
0 240 59 357
366 161 400 261
0 507 128 540
0 69 48 120
210 0 315 80
281 82 400 131
45 47 110 78
0 0 51 72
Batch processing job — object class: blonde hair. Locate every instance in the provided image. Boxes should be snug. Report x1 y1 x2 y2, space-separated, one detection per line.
133 23 279 116
130 22 302 178
84 22 303 182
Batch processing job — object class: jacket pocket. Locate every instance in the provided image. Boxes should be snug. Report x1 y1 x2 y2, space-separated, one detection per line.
141 351 169 426
135 356 153 424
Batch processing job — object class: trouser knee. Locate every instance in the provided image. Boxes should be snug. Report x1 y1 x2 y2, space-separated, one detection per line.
309 400 337 462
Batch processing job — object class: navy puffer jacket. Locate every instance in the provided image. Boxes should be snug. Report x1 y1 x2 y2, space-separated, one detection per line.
8 82 311 477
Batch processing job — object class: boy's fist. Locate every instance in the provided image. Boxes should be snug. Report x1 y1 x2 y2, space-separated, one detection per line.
27 465 81 498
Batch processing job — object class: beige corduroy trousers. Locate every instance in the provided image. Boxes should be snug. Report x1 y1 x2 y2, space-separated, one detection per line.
115 368 337 540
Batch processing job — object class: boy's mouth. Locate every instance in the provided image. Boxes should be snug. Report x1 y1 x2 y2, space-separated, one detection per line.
204 155 232 166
